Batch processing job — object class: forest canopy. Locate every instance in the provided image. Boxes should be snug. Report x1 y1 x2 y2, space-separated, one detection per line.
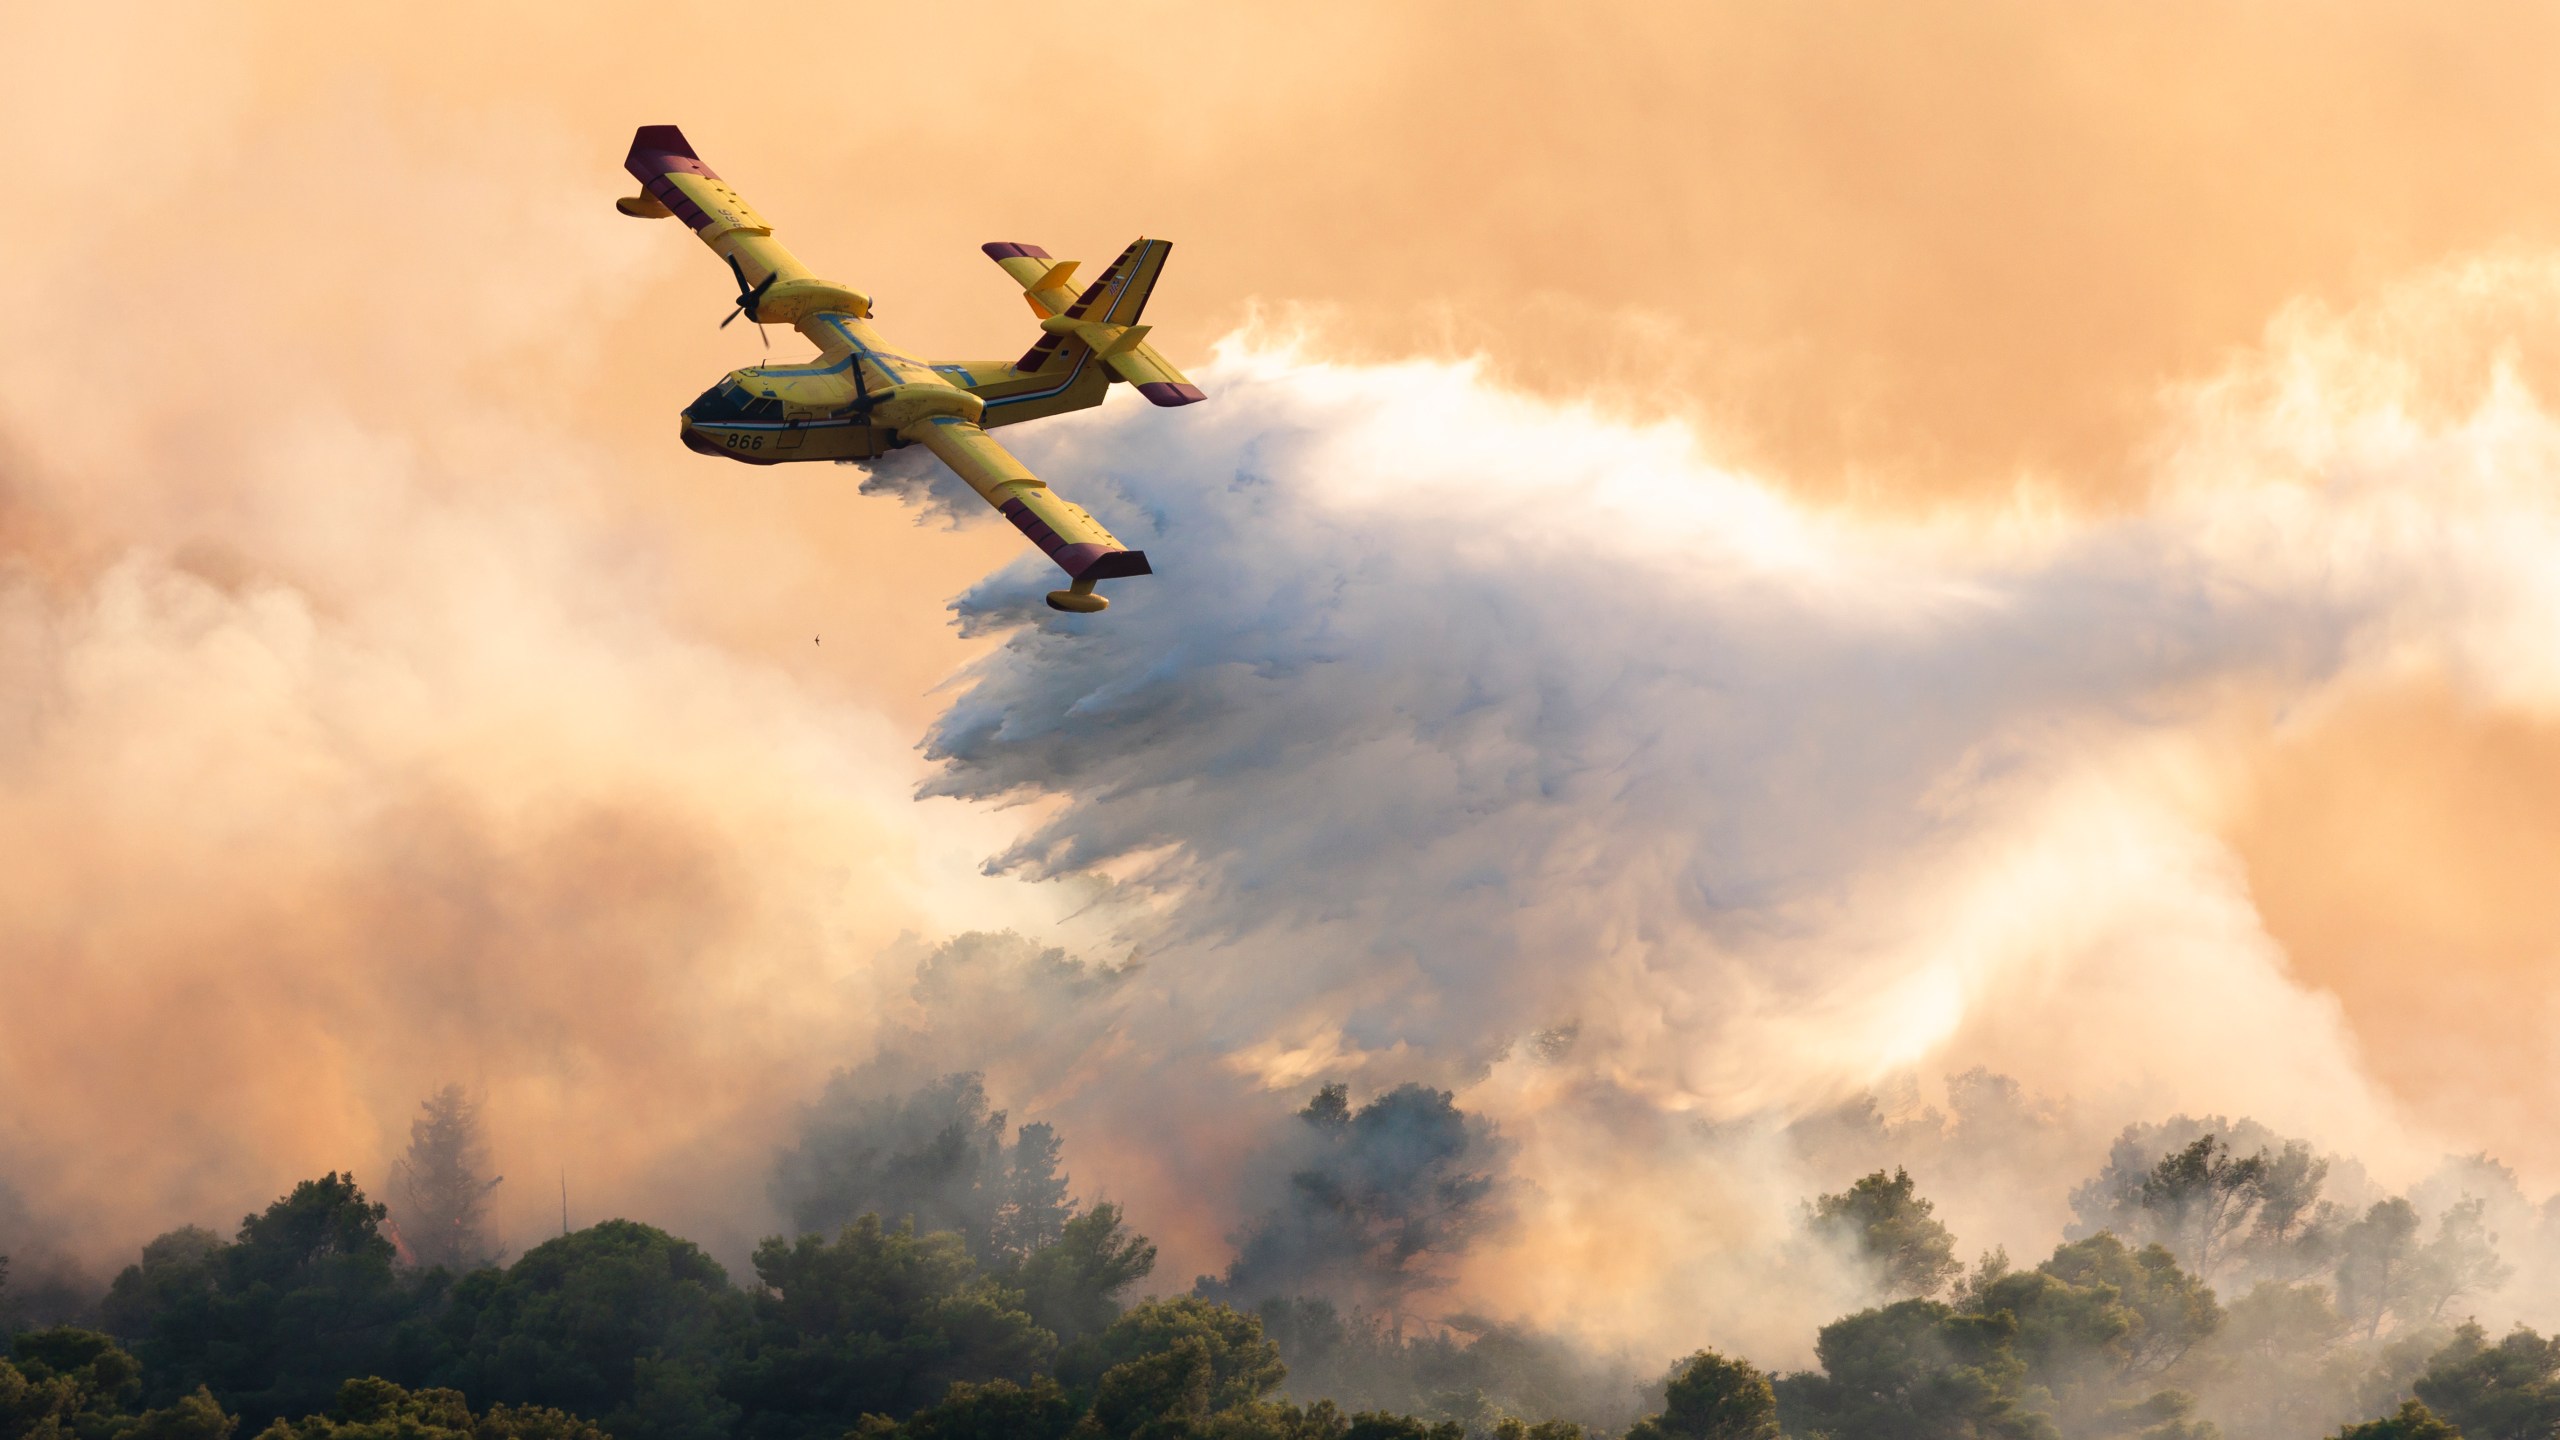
5 1067 2556 1440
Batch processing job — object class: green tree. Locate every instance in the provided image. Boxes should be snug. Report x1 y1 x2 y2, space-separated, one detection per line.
2032 1235 2221 1377
1336 1416 1460 1440
389 1087 504 1275
1066 1300 1286 1413
2411 1321 2560 1440
1810 1170 1963 1299
1075 1337 1220 1440
2336 1201 2422 1342
2135 1138 2268 1286
6 1326 143 1440
2405 1200 2511 1328
1772 1300 2055 1440
124 1388 238 1440
2240 1145 2340 1281
723 1217 1051 1440
1957 1235 2218 1440
433 1220 747 1440
251 1376 607 1440
1222 1399 1358 1440
2 1326 238 1440
1489 1422 1584 1440
2332 1400 2459 1440
99 1231 223 1347
2332 1198 2502 1343
881 1377 1078 1440
1623 1351 1778 1440
1014 1206 1157 1352
1059 1322 1364 1440
102 1177 443 1427
2069 1121 2342 1287
991 1126 1075 1264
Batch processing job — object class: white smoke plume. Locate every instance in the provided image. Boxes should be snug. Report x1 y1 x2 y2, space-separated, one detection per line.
900 262 2560 1359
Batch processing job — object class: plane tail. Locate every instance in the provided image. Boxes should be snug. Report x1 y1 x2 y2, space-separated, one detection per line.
982 238 1205 405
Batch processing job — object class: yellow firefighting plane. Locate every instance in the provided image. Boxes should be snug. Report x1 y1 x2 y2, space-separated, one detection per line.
616 125 1203 612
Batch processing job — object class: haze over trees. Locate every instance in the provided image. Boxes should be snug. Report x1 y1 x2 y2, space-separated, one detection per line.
1622 1352 1779 1440
1197 1084 1503 1318
770 1071 1076 1268
1807 1167 1962 1299
7 1070 2560 1440
391 1087 505 1275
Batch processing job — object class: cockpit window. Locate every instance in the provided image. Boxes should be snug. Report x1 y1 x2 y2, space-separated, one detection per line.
686 376 771 425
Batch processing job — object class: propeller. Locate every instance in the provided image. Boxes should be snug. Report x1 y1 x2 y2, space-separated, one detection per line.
722 270 780 329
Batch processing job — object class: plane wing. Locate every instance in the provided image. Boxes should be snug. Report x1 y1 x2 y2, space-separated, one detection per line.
621 125 1157 612
620 126 873 341
904 417 1153 593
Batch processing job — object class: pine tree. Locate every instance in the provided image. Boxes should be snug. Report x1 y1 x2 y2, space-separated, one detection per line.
390 1084 503 1272
992 1122 1074 1260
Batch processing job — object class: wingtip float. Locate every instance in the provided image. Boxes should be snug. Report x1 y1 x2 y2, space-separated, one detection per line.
618 124 1203 614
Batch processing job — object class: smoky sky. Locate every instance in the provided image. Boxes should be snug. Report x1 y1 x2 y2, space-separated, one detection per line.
5 0 2560 1373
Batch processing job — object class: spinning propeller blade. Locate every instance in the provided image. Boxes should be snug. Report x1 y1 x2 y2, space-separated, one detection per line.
720 270 780 329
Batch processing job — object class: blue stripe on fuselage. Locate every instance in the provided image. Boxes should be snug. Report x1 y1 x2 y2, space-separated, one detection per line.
982 344 1096 410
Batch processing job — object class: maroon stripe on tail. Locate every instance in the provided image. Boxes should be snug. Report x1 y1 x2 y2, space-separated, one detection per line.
1065 243 1142 318
1015 335 1065 372
982 242 1052 261
1099 240 1163 325
1062 275 1112 321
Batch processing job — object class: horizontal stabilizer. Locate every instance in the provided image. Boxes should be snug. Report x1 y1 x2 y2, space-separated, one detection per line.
1105 337 1204 405
1034 260 1081 295
1137 379 1207 407
990 237 1193 384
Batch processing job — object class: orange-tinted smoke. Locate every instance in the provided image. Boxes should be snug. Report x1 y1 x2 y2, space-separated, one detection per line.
4 0 2560 1296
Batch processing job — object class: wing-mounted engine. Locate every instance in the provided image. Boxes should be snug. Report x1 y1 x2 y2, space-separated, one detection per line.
619 125 874 337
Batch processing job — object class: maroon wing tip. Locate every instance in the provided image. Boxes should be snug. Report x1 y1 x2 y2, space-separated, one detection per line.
1137 382 1207 408
1082 548 1153 579
1056 546 1153 580
632 124 697 158
626 124 716 182
982 242 1053 261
